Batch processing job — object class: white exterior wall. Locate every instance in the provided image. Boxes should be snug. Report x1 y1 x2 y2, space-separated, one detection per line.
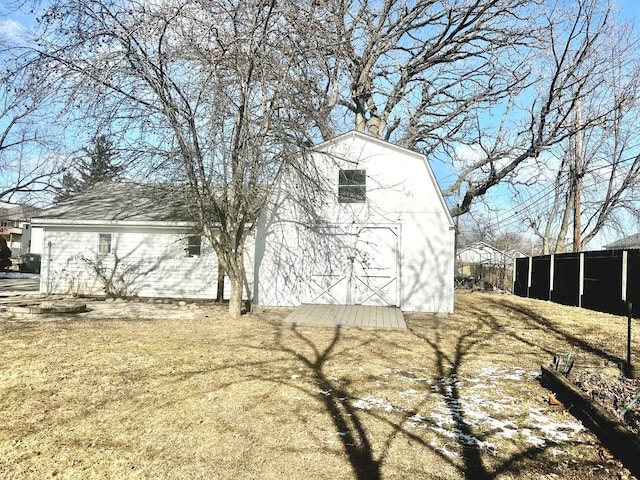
39 225 254 300
30 227 45 254
254 132 455 313
19 223 33 254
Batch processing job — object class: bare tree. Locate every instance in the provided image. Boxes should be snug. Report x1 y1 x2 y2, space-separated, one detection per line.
33 0 325 317
520 7 640 253
443 0 621 218
0 23 63 204
289 0 629 218
286 0 540 210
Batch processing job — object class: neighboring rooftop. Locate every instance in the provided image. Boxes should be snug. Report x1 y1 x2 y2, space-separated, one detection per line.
603 233 640 250
0 205 42 222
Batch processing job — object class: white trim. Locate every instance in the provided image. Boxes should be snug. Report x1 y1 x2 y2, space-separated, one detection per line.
622 250 628 302
31 218 197 229
579 252 584 307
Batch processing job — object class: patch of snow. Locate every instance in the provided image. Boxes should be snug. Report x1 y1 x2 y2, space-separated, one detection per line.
430 440 459 458
431 412 456 427
394 366 586 456
352 396 395 412
550 448 563 457
430 426 497 454
499 427 519 439
528 408 583 442
398 389 419 397
521 429 546 448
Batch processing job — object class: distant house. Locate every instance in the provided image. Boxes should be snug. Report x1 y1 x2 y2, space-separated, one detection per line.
456 242 525 291
457 242 522 266
0 205 40 257
603 234 640 250
253 131 455 313
31 183 253 299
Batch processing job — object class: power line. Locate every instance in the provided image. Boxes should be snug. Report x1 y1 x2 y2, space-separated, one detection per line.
470 151 640 234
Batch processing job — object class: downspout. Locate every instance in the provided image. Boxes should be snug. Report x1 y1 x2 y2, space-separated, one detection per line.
46 241 52 295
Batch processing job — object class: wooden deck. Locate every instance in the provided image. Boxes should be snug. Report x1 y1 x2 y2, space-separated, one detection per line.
284 304 406 330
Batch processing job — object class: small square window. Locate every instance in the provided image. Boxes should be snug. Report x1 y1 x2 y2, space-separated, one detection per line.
187 235 201 256
338 169 366 203
98 233 112 254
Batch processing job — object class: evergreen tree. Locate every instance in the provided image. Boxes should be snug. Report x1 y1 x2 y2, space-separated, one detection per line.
55 135 123 202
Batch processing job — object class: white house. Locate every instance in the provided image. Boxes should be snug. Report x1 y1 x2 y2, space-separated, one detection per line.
253 131 455 313
457 242 516 266
0 205 40 256
32 132 454 312
31 183 253 300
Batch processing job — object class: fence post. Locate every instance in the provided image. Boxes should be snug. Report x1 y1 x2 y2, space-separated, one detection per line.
549 254 555 301
622 250 628 306
578 252 584 308
527 256 533 298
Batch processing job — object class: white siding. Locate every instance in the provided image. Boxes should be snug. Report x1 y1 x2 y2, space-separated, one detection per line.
30 227 45 254
254 132 455 313
40 226 254 300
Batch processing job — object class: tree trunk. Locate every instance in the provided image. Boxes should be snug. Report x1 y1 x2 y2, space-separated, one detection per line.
216 258 225 303
228 273 244 318
227 252 245 319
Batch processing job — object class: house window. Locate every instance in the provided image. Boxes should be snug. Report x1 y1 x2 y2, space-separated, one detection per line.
338 169 366 203
186 235 201 256
98 233 112 254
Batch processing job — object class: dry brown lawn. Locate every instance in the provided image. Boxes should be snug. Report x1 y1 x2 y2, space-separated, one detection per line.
1 292 637 480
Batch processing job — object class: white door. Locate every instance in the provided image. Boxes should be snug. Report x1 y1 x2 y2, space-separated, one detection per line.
308 225 399 306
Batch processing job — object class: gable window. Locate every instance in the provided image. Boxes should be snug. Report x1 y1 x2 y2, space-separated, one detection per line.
98 233 112 254
338 169 366 203
186 235 201 256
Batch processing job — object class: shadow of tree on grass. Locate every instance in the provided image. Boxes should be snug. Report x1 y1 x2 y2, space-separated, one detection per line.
484 296 626 367
276 324 382 480
270 307 597 480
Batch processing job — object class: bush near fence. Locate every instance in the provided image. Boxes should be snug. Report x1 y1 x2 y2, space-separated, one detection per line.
515 250 639 317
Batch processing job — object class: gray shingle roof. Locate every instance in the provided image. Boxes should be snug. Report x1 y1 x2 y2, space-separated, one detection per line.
603 233 640 250
34 183 195 223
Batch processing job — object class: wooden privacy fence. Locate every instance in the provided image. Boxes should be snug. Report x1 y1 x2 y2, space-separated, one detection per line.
514 250 640 318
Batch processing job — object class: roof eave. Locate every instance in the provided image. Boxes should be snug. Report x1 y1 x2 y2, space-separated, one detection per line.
31 218 198 229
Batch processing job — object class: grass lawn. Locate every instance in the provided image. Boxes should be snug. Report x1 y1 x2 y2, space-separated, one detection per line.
1 292 637 479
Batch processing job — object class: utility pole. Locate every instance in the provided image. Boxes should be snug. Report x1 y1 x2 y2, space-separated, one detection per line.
572 99 583 253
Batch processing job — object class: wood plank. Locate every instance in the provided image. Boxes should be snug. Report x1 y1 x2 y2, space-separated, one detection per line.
390 308 400 328
355 305 367 327
382 307 392 328
383 307 390 328
364 306 371 327
541 366 640 477
285 304 406 330
318 305 335 325
347 305 358 326
374 308 384 328
397 309 406 329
